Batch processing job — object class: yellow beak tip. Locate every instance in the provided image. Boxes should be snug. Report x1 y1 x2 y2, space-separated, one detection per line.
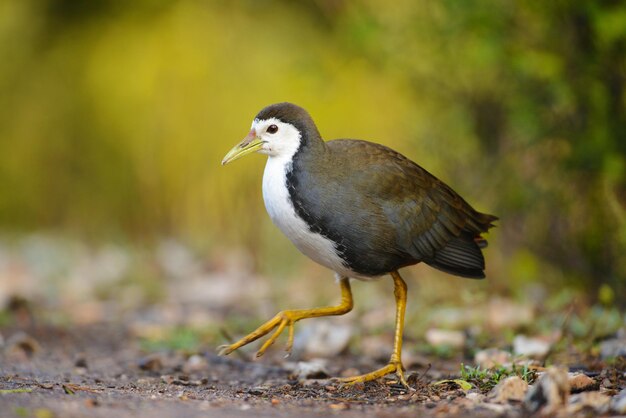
221 137 264 167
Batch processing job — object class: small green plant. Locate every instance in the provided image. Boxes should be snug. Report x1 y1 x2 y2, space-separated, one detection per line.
459 363 537 392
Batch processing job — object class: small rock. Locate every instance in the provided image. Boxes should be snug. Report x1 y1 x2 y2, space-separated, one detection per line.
568 372 596 393
599 337 626 360
74 355 88 369
182 354 207 374
601 377 613 389
247 387 267 396
360 335 392 360
513 335 550 358
339 367 360 378
567 392 610 414
610 388 626 414
137 354 164 372
474 348 512 368
524 367 569 414
329 403 348 410
300 378 331 387
4 332 41 358
285 359 329 380
425 329 465 348
465 392 485 403
488 376 529 403
486 298 534 330
294 320 352 357
84 398 99 408
160 375 174 384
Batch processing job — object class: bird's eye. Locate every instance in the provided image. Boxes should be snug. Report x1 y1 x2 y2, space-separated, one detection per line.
267 124 278 134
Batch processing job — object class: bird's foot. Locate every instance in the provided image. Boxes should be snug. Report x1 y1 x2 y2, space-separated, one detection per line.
217 310 303 358
336 360 413 390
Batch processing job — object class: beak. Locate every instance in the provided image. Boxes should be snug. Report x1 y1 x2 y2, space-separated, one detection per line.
221 130 264 165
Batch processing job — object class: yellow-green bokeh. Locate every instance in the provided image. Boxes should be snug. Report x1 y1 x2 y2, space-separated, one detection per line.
0 0 624 296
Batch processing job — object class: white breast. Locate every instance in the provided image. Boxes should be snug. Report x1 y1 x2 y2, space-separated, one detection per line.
262 155 358 279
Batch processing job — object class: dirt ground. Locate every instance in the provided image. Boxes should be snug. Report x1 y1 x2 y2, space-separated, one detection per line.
0 322 492 418
0 238 624 417
1 320 624 418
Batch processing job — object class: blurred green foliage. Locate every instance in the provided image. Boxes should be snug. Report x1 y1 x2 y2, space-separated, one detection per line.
459 363 537 392
0 0 624 296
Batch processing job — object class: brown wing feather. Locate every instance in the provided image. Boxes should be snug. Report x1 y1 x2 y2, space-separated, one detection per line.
324 139 497 278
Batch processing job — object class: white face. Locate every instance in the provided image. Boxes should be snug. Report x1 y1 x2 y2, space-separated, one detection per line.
252 117 302 159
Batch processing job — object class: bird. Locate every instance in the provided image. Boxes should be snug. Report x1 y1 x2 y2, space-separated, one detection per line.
219 102 497 387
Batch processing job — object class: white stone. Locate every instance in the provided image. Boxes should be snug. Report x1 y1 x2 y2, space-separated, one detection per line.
425 328 465 348
294 320 352 358
513 335 551 358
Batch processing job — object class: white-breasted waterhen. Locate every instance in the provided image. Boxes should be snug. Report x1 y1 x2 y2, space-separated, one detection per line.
220 102 497 387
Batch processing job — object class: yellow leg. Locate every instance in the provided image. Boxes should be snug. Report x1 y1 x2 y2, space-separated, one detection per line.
338 271 411 388
218 277 353 358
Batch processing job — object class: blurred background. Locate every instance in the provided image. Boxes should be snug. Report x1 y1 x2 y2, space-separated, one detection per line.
0 0 624 343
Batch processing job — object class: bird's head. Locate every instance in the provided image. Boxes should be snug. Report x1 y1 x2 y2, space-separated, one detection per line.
222 102 320 165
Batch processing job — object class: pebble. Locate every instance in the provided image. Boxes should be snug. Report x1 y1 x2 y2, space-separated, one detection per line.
182 354 207 373
610 388 626 414
567 372 596 393
425 328 465 348
513 335 551 358
247 387 266 395
465 392 485 403
359 335 392 360
599 337 626 360
285 359 329 380
523 367 569 414
601 377 613 389
4 332 41 358
486 298 534 330
488 376 529 403
474 348 512 368
137 354 164 372
74 355 88 369
294 320 352 357
567 392 610 414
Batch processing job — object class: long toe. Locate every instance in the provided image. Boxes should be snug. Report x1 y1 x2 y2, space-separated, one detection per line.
337 362 413 390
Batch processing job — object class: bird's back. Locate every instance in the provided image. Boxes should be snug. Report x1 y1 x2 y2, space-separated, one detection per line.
287 139 497 278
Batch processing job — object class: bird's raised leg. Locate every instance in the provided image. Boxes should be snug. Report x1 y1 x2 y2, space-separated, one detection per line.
338 271 411 388
218 277 353 358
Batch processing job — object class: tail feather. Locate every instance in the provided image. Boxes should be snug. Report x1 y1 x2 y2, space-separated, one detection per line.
427 231 487 279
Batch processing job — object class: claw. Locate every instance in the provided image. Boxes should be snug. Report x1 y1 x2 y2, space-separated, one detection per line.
216 278 353 361
216 311 298 359
284 323 295 355
217 344 233 356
